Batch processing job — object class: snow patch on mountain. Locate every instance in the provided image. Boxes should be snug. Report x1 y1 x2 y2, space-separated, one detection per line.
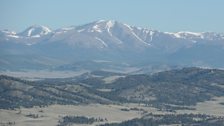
165 31 203 39
95 37 108 48
86 20 115 34
0 30 21 39
92 25 103 33
1 30 17 35
124 24 151 46
96 20 106 23
56 27 75 34
106 20 114 36
7 34 20 38
77 29 85 33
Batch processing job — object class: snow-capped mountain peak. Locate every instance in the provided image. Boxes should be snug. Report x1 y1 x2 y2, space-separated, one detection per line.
164 31 224 41
75 20 116 34
18 25 52 37
105 20 115 29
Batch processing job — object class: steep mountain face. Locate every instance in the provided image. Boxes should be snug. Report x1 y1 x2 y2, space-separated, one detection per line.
0 20 224 70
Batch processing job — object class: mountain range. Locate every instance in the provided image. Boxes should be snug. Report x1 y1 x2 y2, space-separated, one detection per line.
1 20 224 71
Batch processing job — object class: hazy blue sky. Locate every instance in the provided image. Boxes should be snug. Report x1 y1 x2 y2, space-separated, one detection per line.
0 0 223 32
